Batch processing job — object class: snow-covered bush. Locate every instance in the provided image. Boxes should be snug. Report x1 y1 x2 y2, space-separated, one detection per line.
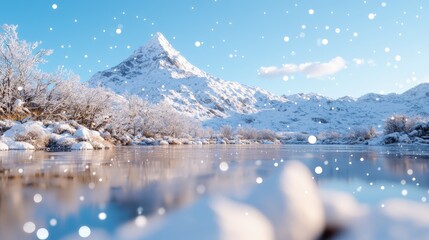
53 123 75 134
237 127 278 141
237 127 258 139
384 114 418 134
220 125 234 139
318 131 342 141
348 126 377 140
257 129 278 141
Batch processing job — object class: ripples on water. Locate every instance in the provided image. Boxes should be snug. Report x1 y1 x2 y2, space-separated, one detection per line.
1 145 428 239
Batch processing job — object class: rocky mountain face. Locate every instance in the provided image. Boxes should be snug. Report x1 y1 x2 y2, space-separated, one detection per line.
89 33 429 133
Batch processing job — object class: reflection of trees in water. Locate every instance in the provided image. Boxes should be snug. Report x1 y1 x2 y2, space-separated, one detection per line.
382 154 429 175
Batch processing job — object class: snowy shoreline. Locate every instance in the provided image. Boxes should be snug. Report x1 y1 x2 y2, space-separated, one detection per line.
1 119 429 152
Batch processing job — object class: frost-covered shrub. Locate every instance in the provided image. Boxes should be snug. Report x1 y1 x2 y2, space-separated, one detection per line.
318 131 342 141
384 115 419 134
220 125 234 139
237 127 258 139
53 123 75 135
257 129 278 141
348 127 377 140
294 133 308 141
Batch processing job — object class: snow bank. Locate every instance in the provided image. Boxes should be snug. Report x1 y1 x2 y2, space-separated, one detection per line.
2 121 49 140
0 121 112 151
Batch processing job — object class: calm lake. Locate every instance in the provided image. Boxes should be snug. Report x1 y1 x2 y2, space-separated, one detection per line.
1 145 429 239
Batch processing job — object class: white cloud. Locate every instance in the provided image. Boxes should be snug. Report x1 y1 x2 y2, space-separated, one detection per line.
259 57 346 79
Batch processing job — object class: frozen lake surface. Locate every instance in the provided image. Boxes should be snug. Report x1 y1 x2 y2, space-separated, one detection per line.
1 145 428 239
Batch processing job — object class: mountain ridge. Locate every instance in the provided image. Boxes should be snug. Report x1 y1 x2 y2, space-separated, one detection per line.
89 33 429 133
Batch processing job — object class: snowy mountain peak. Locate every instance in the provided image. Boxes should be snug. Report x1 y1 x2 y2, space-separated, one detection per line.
138 32 180 57
89 33 284 120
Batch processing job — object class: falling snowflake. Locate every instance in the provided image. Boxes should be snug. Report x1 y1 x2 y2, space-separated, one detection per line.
33 193 42 203
315 166 323 174
78 226 91 238
308 135 317 144
195 41 202 47
52 4 57 10
283 36 290 42
36 228 49 240
23 222 36 233
321 38 329 45
219 161 229 171
395 55 401 61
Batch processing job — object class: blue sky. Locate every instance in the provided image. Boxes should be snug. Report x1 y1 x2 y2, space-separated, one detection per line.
1 0 428 98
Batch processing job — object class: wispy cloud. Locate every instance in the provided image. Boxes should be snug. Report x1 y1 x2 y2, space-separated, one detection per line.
259 57 346 79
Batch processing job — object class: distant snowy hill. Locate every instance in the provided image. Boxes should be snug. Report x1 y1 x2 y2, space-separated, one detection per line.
89 33 429 133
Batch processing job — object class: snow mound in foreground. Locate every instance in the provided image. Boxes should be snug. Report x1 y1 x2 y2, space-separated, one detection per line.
113 161 324 240
244 161 325 240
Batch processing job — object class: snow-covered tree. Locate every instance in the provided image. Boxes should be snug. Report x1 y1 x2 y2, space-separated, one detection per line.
0 24 54 117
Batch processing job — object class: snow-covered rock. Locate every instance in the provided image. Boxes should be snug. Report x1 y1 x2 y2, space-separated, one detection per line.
55 136 77 148
70 142 94 150
73 128 92 141
2 121 48 140
7 141 35 150
0 141 8 151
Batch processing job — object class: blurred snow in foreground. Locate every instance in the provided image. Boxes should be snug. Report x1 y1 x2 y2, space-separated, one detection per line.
62 161 429 240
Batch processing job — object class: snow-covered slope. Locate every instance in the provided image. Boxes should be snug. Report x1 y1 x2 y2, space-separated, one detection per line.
89 33 429 133
89 33 285 120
